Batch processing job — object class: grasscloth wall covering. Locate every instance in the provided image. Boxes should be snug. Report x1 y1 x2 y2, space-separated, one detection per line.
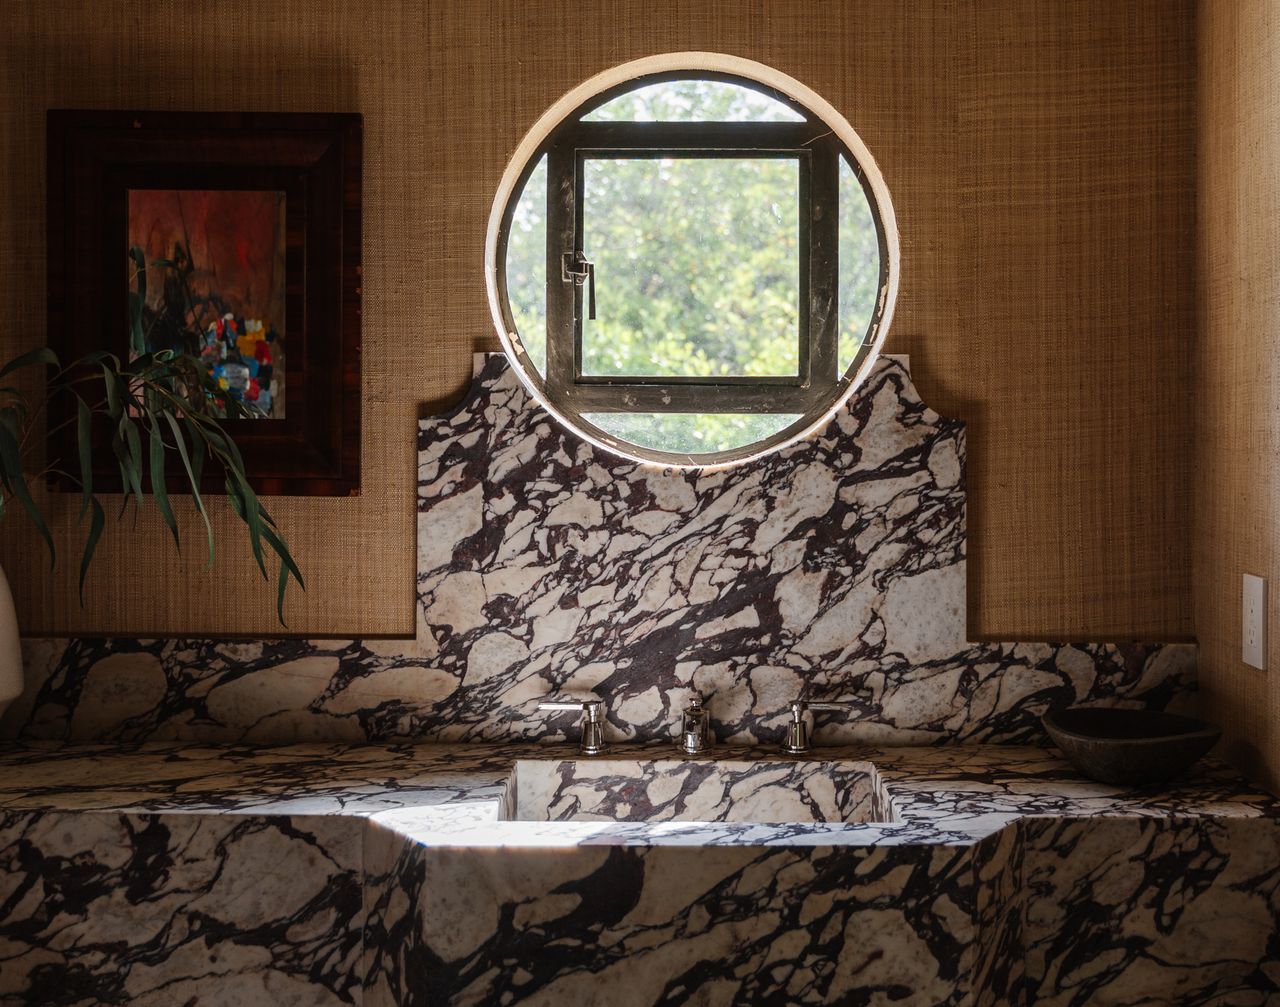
0 1 1194 640
1196 0 1280 790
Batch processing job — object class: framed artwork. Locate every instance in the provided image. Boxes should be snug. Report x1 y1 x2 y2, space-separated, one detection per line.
47 110 363 495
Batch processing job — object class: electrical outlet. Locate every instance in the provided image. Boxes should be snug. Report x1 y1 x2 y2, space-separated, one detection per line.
1244 574 1267 670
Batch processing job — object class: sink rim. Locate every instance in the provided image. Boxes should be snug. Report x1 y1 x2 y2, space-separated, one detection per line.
1043 707 1220 744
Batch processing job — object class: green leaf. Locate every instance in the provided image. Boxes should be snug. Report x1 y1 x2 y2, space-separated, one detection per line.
0 422 54 566
0 405 25 438
129 245 147 308
188 420 206 489
122 417 144 505
126 351 155 375
276 563 290 625
129 291 145 357
261 523 304 590
0 346 58 379
258 500 280 530
163 412 214 570
226 470 266 579
148 418 179 549
262 525 302 628
258 522 303 627
102 366 121 418
77 497 105 605
201 419 246 472
109 432 134 520
74 350 118 367
75 396 93 520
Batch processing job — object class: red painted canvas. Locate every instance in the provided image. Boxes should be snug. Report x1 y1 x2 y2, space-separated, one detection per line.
127 189 287 418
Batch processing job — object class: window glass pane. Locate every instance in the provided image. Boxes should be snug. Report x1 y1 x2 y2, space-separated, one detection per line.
584 413 801 456
839 156 880 377
584 80 804 122
581 157 800 378
504 155 548 375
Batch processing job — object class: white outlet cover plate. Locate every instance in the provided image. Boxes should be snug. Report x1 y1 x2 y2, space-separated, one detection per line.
1244 573 1267 671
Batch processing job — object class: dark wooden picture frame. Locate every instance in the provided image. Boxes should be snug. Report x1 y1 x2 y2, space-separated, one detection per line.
47 110 363 496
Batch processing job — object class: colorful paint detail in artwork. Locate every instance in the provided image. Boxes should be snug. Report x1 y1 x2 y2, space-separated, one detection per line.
205 315 280 415
126 189 286 419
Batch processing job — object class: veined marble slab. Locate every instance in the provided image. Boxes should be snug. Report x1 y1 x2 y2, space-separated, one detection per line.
367 834 982 1007
0 809 365 1006
0 742 1277 1005
508 757 891 824
6 356 1195 749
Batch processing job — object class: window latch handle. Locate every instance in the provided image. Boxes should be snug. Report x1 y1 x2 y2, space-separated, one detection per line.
563 251 596 321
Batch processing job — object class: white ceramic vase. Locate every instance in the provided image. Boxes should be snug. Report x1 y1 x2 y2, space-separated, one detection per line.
0 563 21 720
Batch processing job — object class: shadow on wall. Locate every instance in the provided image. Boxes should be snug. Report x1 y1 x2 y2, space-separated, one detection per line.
908 335 993 642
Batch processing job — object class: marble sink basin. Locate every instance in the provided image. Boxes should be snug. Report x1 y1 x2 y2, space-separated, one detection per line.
506 758 895 824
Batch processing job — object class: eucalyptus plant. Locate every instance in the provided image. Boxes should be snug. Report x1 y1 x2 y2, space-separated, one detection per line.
0 345 303 624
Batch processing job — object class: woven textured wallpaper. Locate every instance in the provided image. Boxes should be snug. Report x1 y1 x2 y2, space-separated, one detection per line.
0 0 1194 639
1195 0 1280 791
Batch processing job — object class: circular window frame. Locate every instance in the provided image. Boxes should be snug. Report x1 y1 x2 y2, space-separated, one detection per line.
484 52 900 469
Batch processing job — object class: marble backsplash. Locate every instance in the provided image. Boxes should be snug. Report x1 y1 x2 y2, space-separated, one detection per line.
4 355 1194 746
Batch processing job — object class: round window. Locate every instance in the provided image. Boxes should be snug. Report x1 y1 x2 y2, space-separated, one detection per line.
485 53 899 467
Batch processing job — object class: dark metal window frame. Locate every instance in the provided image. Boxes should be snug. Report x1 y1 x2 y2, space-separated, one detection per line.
494 70 891 463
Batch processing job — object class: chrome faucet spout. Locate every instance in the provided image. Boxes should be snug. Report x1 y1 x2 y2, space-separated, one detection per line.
537 698 609 755
782 698 852 755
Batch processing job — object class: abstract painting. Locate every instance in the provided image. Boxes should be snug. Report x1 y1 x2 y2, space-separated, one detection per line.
127 189 287 418
49 110 362 495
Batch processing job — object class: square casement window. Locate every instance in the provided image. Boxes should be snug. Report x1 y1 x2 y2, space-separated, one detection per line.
492 61 897 466
576 154 801 381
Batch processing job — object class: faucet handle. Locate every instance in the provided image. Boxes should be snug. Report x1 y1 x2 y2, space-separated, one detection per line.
782 698 851 755
537 699 608 755
537 699 602 714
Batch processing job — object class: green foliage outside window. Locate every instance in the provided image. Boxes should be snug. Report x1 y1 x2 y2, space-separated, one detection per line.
504 81 881 457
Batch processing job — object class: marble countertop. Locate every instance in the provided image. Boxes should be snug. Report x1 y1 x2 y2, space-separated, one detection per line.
1 741 1274 848
4 741 1278 1005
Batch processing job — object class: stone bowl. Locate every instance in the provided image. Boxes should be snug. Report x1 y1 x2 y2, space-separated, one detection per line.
1042 707 1221 787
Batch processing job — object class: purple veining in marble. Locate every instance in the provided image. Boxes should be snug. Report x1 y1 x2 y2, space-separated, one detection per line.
4 355 1195 747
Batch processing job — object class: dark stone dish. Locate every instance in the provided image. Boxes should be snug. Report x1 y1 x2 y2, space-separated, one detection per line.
1042 707 1222 786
